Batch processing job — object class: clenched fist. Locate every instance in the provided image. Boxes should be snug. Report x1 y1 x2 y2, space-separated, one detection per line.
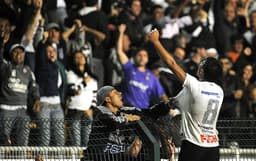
147 29 160 43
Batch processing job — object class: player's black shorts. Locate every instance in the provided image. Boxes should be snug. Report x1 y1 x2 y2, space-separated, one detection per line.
178 140 219 161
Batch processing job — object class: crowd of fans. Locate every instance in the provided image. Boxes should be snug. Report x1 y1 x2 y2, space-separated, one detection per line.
0 0 256 148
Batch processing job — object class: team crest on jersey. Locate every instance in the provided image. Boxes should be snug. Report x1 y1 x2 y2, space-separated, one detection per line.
23 68 27 73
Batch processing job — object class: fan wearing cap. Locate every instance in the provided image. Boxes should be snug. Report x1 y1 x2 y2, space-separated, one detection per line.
0 41 40 146
86 86 141 159
36 22 67 66
87 85 175 160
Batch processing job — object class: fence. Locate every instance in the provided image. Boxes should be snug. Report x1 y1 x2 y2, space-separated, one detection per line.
0 117 255 161
218 119 256 148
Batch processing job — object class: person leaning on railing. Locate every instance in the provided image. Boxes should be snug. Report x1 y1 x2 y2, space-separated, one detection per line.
84 85 176 161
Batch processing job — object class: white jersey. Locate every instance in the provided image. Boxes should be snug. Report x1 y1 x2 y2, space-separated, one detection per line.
66 70 98 110
174 74 224 147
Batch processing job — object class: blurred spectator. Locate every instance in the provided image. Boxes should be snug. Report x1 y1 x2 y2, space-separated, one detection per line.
150 46 186 98
0 0 20 20
62 19 85 53
107 0 125 33
238 64 254 118
243 10 256 52
151 0 170 9
0 0 47 72
233 46 254 74
244 10 256 45
65 51 98 147
173 47 187 69
118 0 144 46
174 0 211 17
184 42 208 78
62 18 108 70
219 56 243 119
214 0 247 54
230 63 254 147
182 5 216 53
0 0 26 39
174 0 216 51
116 24 168 109
143 33 174 68
227 34 245 63
143 4 193 39
248 84 256 118
0 42 40 146
0 10 17 61
34 43 67 146
42 22 67 66
151 61 183 98
78 0 109 88
105 28 131 86
62 19 91 69
44 0 68 28
237 0 252 27
206 47 219 58
173 33 187 50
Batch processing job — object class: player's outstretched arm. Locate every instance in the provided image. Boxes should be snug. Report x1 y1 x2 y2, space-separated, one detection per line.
148 29 186 83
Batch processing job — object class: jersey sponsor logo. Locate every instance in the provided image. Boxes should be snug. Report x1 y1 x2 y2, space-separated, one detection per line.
200 134 218 143
198 124 214 134
8 77 27 93
104 143 125 154
129 80 148 91
201 91 219 96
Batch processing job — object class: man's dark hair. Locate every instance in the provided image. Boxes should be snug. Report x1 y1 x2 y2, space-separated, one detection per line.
44 42 54 49
127 0 140 7
132 47 147 57
0 9 17 26
218 55 233 64
230 34 244 45
249 10 256 21
151 4 163 13
202 57 223 86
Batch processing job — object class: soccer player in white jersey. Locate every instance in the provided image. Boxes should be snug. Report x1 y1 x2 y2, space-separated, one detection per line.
148 29 224 161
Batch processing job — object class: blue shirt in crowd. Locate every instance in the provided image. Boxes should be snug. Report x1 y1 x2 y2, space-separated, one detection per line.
122 61 165 109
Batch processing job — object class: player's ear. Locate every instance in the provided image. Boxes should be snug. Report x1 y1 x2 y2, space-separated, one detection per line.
105 97 111 104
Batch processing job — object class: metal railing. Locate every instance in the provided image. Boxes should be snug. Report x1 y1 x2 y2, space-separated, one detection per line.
0 117 255 160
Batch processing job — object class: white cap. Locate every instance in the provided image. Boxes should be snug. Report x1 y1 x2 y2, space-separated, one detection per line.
9 43 25 54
